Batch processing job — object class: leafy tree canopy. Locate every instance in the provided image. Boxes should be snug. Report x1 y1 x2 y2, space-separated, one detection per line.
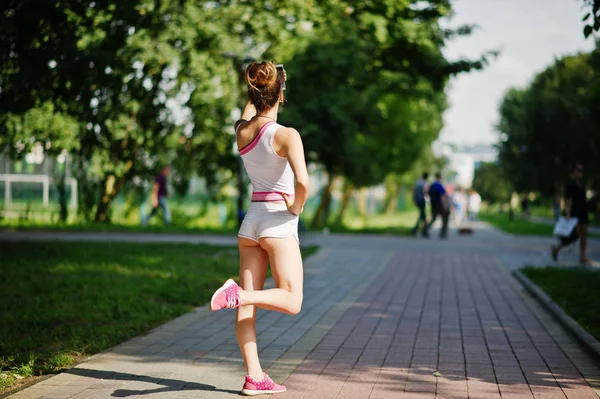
581 0 600 38
1 0 491 223
497 45 600 196
472 162 512 205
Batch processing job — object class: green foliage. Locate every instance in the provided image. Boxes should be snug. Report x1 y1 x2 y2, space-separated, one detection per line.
10 354 36 377
0 240 317 392
497 47 600 196
1 241 235 374
0 372 16 391
282 0 485 190
175 0 319 191
395 147 449 187
1 0 490 224
2 0 209 220
481 212 554 236
472 162 512 205
0 0 321 221
2 102 80 157
0 198 240 232
581 0 600 38
522 266 600 341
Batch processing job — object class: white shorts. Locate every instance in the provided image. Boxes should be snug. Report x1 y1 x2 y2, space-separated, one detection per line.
238 202 299 242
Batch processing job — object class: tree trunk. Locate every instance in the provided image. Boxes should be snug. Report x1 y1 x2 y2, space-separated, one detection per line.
356 188 368 216
95 175 117 222
72 154 96 221
311 172 334 228
383 176 399 214
54 161 69 223
57 173 68 223
94 162 134 222
335 181 354 224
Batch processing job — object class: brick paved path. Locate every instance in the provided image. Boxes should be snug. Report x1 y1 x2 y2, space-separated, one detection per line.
5 229 600 399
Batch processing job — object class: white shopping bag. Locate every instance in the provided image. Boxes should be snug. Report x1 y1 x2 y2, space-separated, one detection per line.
553 217 578 237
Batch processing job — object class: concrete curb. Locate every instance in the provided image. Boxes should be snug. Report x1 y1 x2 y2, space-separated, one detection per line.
512 269 600 363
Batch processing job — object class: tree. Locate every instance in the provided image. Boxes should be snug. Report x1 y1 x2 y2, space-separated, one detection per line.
1 0 212 221
497 46 600 198
173 0 320 185
281 0 492 227
0 0 316 222
581 0 600 38
496 88 536 194
1 0 492 226
471 162 512 206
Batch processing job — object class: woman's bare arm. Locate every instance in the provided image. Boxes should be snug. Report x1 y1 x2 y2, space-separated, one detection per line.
234 102 257 132
277 128 309 215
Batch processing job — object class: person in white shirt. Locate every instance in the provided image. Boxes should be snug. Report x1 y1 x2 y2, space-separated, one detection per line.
209 61 309 395
468 189 482 220
452 187 467 226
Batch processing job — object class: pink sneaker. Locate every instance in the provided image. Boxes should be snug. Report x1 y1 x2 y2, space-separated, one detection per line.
241 373 286 396
209 279 241 311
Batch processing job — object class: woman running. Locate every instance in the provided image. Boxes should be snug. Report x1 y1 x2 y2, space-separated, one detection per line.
209 61 309 396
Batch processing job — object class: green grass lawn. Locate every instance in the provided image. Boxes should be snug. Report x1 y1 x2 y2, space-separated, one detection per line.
521 266 600 342
481 212 555 236
1 195 251 228
0 199 239 234
0 241 318 393
1 208 419 237
482 212 600 237
0 219 237 235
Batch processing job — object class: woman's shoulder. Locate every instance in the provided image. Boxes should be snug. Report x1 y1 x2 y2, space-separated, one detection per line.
234 119 250 134
274 125 300 139
271 125 302 155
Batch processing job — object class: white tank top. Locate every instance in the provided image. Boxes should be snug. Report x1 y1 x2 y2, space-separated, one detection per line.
238 121 295 201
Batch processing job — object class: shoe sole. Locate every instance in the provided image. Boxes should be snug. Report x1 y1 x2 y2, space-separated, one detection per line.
241 388 286 396
209 279 235 311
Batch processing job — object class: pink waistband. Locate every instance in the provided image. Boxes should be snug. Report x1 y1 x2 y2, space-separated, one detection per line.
251 191 294 202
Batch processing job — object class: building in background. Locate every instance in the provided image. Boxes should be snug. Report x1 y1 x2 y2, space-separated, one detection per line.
435 142 498 188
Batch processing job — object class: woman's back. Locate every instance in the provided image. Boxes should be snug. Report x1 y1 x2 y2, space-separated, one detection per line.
238 120 295 200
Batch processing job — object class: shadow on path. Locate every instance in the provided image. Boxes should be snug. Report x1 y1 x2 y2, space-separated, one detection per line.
66 368 240 397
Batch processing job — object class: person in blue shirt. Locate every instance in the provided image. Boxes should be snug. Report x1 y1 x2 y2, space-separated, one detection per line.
426 173 449 238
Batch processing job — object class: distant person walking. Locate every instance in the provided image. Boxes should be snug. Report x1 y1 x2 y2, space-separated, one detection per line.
411 172 429 237
427 173 449 238
209 61 309 396
520 195 530 218
142 166 171 226
452 187 467 226
468 189 481 220
552 163 591 264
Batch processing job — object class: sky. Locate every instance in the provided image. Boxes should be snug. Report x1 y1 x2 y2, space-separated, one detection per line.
440 0 596 146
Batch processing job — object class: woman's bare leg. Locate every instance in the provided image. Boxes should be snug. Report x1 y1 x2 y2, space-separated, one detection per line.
236 237 268 381
238 236 304 315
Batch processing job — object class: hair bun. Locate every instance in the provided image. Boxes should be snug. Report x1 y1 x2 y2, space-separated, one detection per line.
246 62 277 89
244 61 284 114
